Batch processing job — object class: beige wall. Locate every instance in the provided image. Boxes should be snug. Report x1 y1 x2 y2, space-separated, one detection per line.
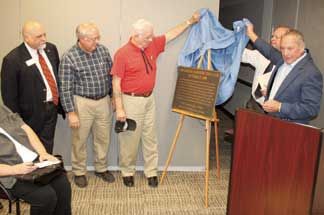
0 0 20 106
0 0 220 169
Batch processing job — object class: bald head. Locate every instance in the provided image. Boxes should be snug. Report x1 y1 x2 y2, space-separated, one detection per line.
22 21 47 50
270 26 290 50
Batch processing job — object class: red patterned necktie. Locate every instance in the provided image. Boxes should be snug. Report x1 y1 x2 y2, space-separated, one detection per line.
37 51 59 105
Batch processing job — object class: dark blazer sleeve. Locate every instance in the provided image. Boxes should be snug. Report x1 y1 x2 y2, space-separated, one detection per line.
279 63 323 122
1 52 21 113
254 38 283 65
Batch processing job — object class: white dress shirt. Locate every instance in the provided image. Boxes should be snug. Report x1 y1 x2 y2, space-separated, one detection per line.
241 48 275 104
24 42 58 102
269 52 307 100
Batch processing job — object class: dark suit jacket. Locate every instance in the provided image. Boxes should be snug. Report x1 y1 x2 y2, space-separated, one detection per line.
254 38 323 124
1 42 65 133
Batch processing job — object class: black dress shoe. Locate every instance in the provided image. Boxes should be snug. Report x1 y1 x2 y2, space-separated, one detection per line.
95 170 115 183
122 176 134 187
74 175 88 188
147 176 158 188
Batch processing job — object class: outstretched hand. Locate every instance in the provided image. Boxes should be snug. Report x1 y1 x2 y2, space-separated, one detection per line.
245 22 258 42
188 11 200 25
246 23 254 34
39 153 58 162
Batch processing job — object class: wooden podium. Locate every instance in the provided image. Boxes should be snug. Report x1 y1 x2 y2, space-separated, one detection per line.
227 109 322 215
312 134 324 214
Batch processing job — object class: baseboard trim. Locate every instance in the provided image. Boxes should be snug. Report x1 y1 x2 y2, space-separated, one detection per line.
64 165 205 172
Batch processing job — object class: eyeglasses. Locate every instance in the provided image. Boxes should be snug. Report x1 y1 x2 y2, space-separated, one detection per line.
85 35 100 42
139 34 153 42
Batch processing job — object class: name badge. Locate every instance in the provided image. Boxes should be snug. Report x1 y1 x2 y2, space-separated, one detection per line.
25 58 36 66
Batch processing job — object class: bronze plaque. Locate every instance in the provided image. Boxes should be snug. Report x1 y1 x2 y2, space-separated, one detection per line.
172 66 221 120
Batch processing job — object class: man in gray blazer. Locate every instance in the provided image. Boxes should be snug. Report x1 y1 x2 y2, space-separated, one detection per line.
246 24 323 124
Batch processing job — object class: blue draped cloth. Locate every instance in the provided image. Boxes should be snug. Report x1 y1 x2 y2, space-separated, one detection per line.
178 9 249 105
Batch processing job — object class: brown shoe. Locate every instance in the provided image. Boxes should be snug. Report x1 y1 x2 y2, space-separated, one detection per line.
74 175 88 188
95 170 115 183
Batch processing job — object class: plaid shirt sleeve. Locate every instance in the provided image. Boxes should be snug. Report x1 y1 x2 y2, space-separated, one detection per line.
58 54 75 113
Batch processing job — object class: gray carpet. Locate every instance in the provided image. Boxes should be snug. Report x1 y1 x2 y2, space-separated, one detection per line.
0 110 234 215
0 166 230 215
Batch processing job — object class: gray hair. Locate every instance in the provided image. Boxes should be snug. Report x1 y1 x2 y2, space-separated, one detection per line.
283 29 306 50
76 23 99 39
131 19 153 36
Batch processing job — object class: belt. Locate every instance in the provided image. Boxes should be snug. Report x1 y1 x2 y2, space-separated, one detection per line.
124 91 152 97
78 94 107 100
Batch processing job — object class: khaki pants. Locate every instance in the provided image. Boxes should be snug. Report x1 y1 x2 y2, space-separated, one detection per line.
118 94 158 178
71 95 112 176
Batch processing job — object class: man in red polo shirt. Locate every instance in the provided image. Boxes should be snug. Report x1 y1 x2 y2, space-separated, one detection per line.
111 12 200 188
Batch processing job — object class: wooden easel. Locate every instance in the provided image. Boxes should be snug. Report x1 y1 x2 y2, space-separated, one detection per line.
160 50 220 208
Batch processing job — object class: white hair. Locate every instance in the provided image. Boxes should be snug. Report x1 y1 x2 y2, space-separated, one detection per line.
76 23 99 39
131 19 153 36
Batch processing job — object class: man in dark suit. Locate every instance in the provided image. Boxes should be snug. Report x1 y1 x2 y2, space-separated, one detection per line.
246 24 323 124
1 21 65 153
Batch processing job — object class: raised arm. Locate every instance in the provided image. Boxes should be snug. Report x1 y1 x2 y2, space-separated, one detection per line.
246 23 282 65
246 23 258 43
165 11 200 43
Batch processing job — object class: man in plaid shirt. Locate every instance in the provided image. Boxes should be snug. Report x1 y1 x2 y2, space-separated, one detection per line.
59 23 114 188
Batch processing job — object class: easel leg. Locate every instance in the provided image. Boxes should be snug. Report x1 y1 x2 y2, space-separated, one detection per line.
214 114 220 178
205 120 211 208
160 114 185 184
